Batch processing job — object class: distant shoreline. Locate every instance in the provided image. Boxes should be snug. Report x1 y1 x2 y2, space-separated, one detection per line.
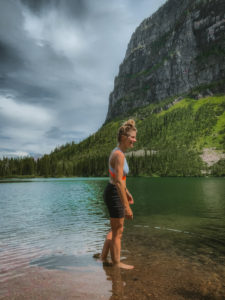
0 174 224 180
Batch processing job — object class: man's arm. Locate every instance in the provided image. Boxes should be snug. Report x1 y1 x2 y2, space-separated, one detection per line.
125 187 134 204
114 152 133 219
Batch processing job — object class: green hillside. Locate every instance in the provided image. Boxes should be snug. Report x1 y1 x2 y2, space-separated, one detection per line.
1 94 225 177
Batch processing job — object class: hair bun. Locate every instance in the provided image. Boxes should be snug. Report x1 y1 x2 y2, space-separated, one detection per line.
123 119 135 127
117 119 137 142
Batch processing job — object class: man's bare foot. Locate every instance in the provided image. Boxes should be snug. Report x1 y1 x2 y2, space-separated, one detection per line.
93 253 112 265
114 262 134 270
93 253 101 259
103 260 113 267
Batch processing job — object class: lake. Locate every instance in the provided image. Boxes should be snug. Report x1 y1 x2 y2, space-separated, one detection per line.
0 177 225 299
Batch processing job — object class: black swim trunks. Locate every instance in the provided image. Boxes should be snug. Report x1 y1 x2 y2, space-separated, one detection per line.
104 182 125 218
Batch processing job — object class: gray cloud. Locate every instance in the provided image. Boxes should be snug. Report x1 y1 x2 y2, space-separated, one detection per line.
0 0 166 158
0 41 25 72
21 0 88 19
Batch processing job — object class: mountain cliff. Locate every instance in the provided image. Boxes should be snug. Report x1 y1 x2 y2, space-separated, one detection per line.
1 0 225 178
106 0 225 121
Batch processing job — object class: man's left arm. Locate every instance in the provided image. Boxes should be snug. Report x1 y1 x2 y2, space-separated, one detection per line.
126 187 134 204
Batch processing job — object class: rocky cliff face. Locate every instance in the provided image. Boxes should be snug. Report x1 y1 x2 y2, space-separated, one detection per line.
106 0 225 121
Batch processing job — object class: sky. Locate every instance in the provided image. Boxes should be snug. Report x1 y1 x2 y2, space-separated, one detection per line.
0 0 166 158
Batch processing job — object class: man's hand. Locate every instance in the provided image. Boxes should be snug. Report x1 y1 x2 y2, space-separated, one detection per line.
127 193 134 205
125 206 133 220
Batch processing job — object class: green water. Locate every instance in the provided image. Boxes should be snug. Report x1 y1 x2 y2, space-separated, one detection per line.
126 177 225 261
0 177 225 298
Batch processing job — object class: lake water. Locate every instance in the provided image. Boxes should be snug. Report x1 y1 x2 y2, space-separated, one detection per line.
0 177 225 299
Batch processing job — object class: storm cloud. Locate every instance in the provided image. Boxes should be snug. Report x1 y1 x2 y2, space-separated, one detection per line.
0 0 166 158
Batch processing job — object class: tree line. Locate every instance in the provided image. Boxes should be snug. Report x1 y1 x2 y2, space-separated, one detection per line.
1 95 225 178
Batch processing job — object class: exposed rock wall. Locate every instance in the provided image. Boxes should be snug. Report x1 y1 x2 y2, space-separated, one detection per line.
106 0 225 121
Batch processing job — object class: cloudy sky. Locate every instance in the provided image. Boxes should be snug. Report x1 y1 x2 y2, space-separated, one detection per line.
0 0 166 158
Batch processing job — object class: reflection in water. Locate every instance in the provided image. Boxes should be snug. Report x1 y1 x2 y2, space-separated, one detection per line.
200 178 225 215
103 264 124 300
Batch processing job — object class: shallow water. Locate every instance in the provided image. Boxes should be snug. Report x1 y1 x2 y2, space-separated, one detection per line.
0 177 225 299
127 177 225 261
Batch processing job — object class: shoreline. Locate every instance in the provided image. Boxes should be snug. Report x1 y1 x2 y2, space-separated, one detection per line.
1 174 225 180
1 247 225 300
1 264 111 300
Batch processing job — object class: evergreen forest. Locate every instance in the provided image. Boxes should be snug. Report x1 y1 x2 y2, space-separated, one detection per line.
1 94 225 178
